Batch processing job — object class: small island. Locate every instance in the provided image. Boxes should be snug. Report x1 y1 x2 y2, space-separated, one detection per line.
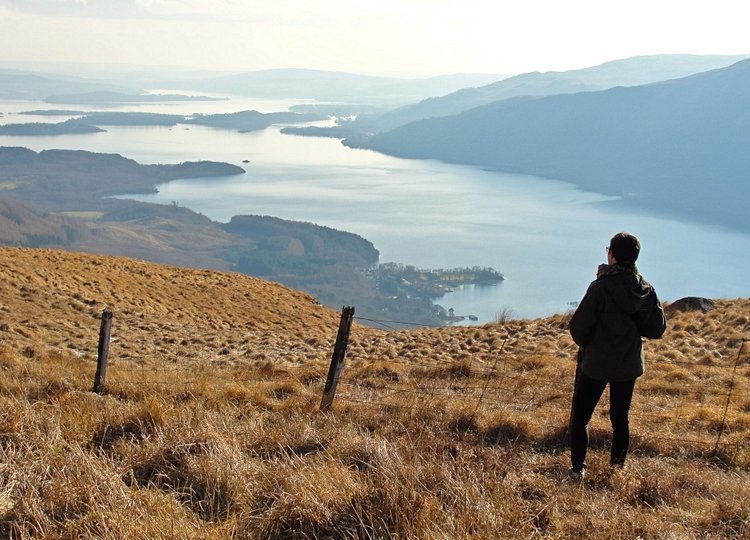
189 110 328 132
0 119 104 136
0 110 333 137
20 110 87 116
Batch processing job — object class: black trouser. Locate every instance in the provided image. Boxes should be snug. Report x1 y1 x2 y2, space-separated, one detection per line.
570 371 636 471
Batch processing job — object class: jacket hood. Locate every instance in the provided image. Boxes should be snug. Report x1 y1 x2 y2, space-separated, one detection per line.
603 270 652 316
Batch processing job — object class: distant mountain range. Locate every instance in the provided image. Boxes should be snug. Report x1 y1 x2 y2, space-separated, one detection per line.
180 68 508 106
4 56 749 235
43 91 226 105
359 58 750 233
7 56 744 113
0 69 137 100
355 54 750 132
0 66 507 108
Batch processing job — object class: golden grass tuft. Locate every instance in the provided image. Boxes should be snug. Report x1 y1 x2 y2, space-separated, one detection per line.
91 397 164 451
480 411 533 445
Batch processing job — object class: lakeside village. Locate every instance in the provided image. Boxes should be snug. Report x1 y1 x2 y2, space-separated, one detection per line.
369 263 504 323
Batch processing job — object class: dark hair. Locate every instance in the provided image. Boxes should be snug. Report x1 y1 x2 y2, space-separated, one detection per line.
609 232 640 264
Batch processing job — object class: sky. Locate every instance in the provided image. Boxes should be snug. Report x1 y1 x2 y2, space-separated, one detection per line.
1 0 749 77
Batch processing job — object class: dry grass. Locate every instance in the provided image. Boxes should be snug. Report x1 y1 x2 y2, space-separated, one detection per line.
1 247 749 538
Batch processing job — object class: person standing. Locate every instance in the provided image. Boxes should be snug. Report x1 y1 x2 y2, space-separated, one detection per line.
567 232 665 479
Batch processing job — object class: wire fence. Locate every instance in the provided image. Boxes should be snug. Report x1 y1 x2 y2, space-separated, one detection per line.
343 314 750 457
86 308 750 458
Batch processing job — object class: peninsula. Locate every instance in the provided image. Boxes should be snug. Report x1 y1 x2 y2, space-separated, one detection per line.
0 146 502 326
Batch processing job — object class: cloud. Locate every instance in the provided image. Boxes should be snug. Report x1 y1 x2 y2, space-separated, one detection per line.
0 0 145 18
2 0 748 76
0 0 231 19
0 0 329 22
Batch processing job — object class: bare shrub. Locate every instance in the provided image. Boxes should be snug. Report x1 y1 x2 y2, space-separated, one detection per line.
493 307 514 324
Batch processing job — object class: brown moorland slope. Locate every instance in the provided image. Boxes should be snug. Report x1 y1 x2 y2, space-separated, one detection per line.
0 247 343 366
1 247 748 538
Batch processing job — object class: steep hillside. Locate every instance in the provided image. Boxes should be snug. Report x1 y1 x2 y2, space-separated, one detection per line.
0 199 89 246
359 54 750 132
364 59 750 233
0 247 342 366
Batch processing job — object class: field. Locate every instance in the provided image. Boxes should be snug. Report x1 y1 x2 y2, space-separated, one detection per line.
1 247 748 538
59 211 104 221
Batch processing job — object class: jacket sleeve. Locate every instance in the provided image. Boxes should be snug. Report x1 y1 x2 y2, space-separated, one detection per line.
569 282 601 347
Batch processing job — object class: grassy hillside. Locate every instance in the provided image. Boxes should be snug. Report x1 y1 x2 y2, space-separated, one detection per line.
0 247 341 364
1 248 748 538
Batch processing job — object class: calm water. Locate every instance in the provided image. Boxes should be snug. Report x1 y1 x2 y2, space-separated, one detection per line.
2 96 749 322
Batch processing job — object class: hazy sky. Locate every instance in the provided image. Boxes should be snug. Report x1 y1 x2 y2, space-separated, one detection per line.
1 0 749 76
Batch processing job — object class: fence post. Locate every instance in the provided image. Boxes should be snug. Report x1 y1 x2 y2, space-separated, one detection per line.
93 309 113 394
712 339 746 455
320 306 355 412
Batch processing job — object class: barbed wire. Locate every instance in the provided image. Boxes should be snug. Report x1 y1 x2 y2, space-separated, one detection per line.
103 326 746 400
356 318 405 332
354 316 446 329
337 383 747 416
76 307 749 459
340 369 745 399
337 391 741 416
349 330 747 371
334 394 748 451
330 331 748 457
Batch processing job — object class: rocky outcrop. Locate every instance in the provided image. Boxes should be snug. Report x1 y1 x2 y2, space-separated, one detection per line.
666 297 715 313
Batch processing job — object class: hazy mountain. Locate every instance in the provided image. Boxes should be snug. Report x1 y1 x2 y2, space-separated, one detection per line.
364 54 750 132
0 69 137 100
43 91 225 105
181 68 507 106
363 59 750 233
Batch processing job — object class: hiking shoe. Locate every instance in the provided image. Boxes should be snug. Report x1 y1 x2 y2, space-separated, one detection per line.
567 467 586 481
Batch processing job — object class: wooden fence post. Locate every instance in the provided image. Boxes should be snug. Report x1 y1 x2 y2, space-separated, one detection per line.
320 306 355 412
93 309 113 394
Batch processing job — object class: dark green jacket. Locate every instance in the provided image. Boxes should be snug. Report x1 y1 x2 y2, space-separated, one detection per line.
570 266 652 382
